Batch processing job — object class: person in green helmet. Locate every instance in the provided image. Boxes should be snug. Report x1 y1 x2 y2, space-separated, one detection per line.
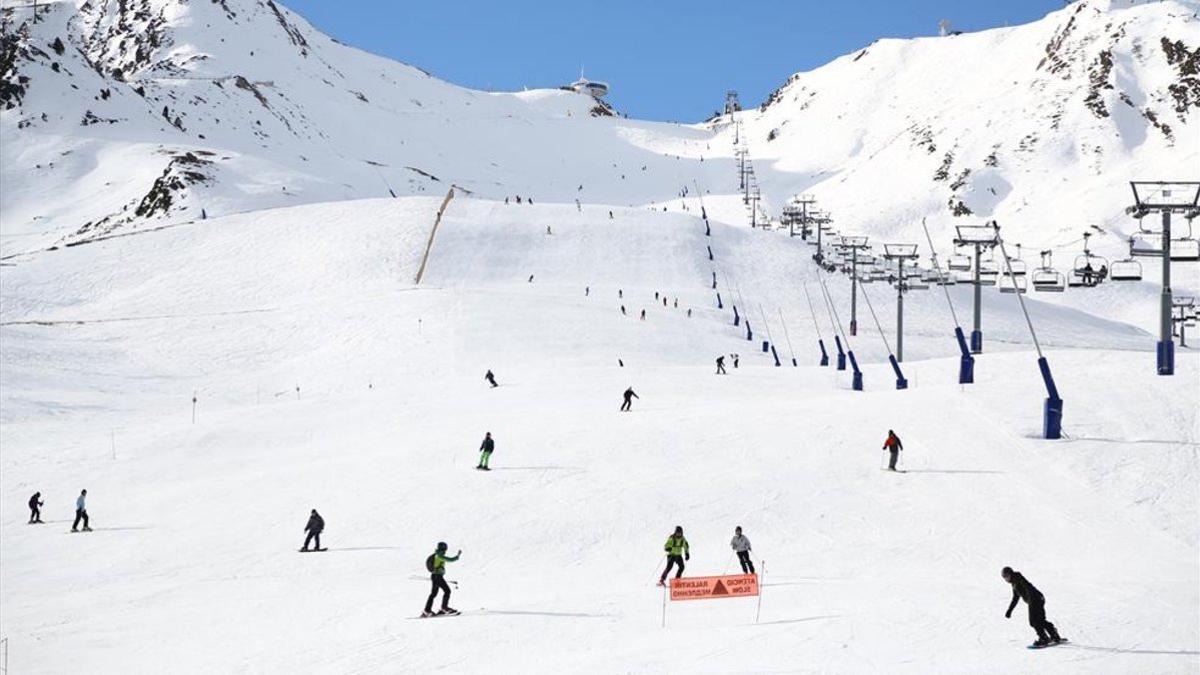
423 542 461 617
658 526 690 586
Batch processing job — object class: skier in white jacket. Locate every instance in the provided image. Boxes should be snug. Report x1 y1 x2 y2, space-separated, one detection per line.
730 526 755 574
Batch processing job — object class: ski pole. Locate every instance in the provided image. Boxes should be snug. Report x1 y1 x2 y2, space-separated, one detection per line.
646 555 666 585
722 552 735 575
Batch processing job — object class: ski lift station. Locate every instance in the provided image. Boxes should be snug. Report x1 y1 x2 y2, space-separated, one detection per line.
566 74 609 99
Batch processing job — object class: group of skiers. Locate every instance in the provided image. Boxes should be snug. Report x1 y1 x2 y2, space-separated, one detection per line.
657 525 757 586
25 489 89 531
714 354 740 374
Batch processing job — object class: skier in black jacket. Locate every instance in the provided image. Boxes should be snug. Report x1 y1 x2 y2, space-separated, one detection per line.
1003 566 1062 646
302 509 325 552
620 387 639 412
477 432 495 470
484 370 498 388
28 491 43 523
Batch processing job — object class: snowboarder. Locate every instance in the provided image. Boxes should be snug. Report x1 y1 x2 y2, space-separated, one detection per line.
620 387 639 412
485 370 498 388
71 489 90 532
716 356 727 374
658 526 690 585
301 509 325 551
730 526 754 574
477 432 495 470
28 491 43 523
882 430 903 471
1003 566 1063 647
423 542 461 617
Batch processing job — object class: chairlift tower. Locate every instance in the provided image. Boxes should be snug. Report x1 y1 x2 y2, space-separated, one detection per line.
725 90 740 116
835 236 871 336
954 225 1000 353
884 244 920 362
1129 181 1200 376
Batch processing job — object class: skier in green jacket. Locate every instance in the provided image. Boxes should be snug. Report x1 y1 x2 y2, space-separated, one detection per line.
658 526 690 586
423 542 461 617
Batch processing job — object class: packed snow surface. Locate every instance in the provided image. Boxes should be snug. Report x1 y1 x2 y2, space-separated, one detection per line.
1 0 1198 672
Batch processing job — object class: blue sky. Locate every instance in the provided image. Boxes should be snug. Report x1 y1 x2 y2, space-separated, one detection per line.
285 0 1066 122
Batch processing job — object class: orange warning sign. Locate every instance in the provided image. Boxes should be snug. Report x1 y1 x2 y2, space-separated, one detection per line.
669 574 759 601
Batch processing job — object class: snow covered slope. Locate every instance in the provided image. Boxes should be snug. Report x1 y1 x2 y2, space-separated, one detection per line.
725 0 1200 266
0 0 726 255
1 194 1196 673
1 1 1197 672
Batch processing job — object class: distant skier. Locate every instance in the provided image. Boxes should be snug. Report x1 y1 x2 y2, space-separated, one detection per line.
546 225 552 235
732 354 739 369
618 359 624 368
620 305 627 316
477 432 495 471
618 289 623 299
620 387 639 412
485 370 498 388
882 430 903 471
423 542 461 617
609 211 614 219
528 275 534 283
640 309 646 320
730 526 755 574
28 491 43 524
1003 566 1063 647
301 509 325 551
655 292 660 301
585 286 590 296
662 297 667 307
71 489 90 532
716 356 727 374
687 309 692 318
658 526 690 586
673 298 678 308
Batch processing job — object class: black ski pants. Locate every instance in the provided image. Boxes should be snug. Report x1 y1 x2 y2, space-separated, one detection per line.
426 574 452 613
1028 599 1059 641
303 530 321 551
717 363 726 374
620 398 633 411
29 505 40 522
72 508 88 530
737 550 755 574
888 448 900 470
661 555 685 582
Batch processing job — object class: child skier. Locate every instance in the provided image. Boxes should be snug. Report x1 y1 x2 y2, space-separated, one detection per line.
423 542 461 617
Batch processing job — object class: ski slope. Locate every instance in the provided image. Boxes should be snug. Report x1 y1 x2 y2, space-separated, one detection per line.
1 194 1197 673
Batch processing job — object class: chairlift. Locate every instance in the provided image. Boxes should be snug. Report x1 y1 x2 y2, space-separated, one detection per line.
936 271 958 286
947 249 972 271
1005 243 1027 276
999 273 1027 294
1109 258 1143 281
1072 232 1108 286
1130 232 1163 257
1172 238 1200 262
978 253 1000 283
1032 250 1066 292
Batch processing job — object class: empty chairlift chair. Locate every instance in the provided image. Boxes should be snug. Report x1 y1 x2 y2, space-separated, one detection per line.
1032 250 1066 293
1109 256 1143 281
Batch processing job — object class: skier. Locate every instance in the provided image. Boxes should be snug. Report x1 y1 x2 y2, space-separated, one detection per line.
640 309 646 321
585 286 590 297
732 354 740 369
716 356 727 374
618 289 623 299
477 432 495 471
730 526 755 574
620 305 627 316
546 225 552 235
1003 566 1063 647
301 509 325 551
687 309 692 318
28 491 43 524
620 387 639 412
423 542 461 617
655 292 660 301
673 298 678 308
658 526 690 586
485 370 499 388
882 430 904 471
662 297 667 307
71 489 90 532
528 275 534 283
